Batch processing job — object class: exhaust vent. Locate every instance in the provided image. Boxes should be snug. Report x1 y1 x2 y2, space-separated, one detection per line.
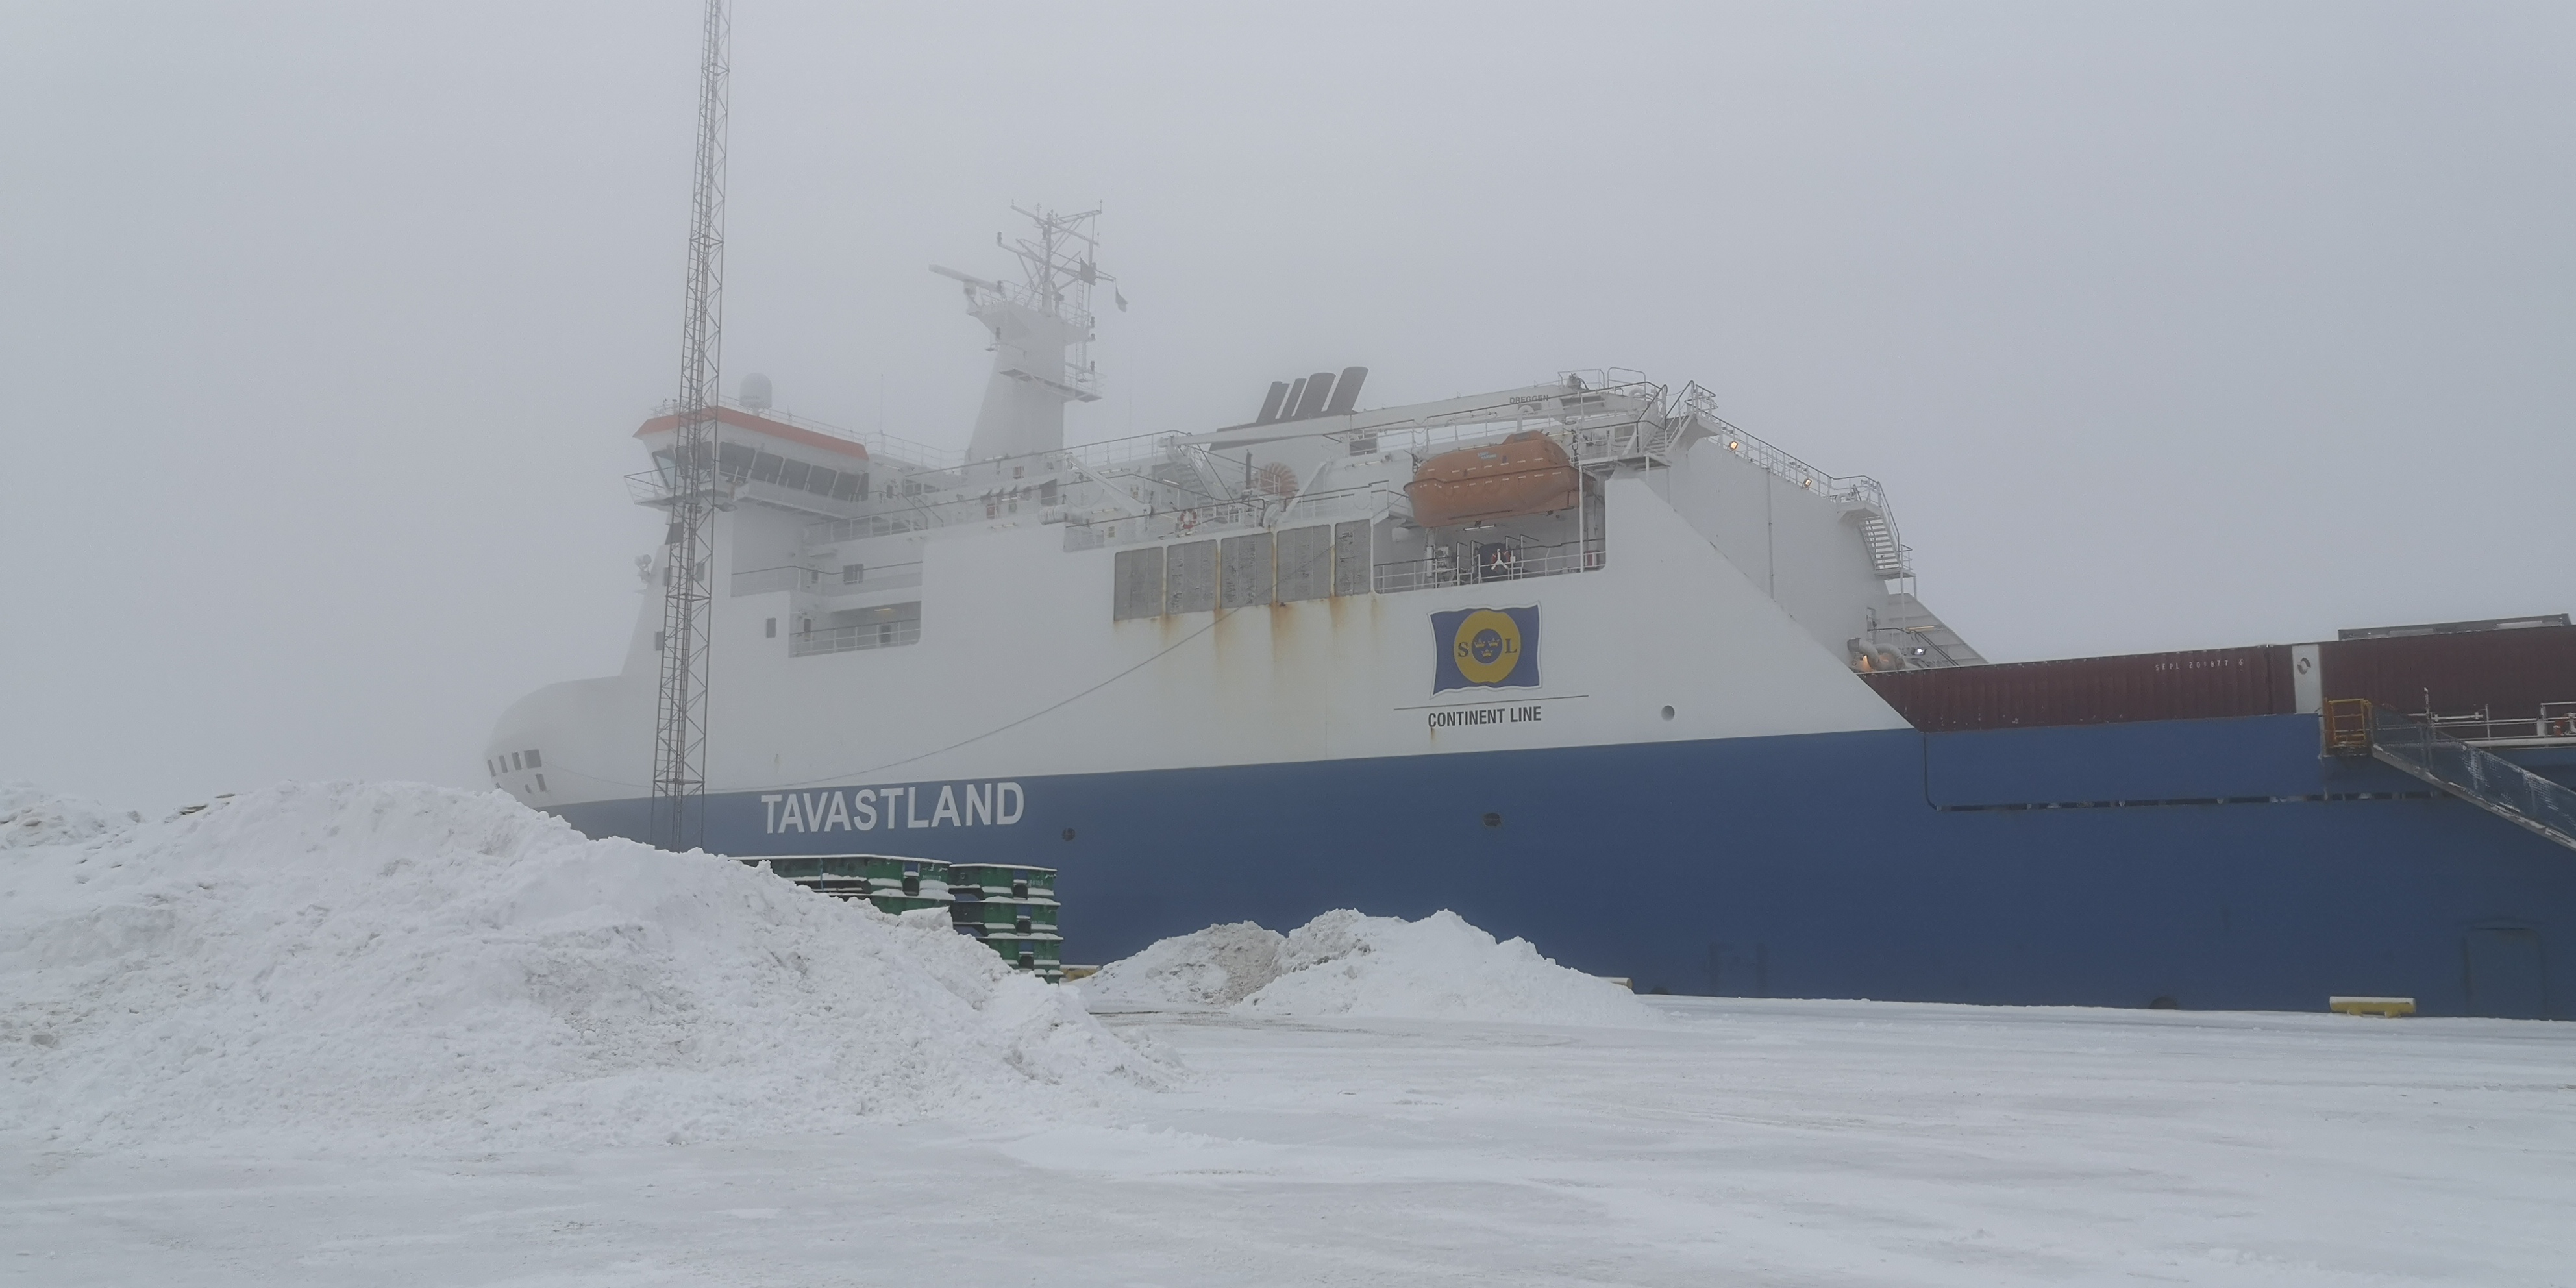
1324 366 1368 414
1292 371 1337 417
1250 365 1371 423
1256 381 1291 424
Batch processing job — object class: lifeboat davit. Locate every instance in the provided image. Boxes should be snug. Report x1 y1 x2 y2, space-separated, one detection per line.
1404 430 1581 529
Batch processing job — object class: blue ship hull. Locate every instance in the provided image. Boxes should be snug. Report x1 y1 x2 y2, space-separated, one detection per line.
554 713 2573 1019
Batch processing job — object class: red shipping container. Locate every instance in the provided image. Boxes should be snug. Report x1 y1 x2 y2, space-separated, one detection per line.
2320 625 2576 723
1860 646 2296 732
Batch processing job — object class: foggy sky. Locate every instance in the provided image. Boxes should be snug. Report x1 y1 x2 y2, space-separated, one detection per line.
4 1 2570 810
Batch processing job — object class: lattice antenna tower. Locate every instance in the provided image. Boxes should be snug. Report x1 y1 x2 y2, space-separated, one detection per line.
1000 205 1113 393
650 0 730 851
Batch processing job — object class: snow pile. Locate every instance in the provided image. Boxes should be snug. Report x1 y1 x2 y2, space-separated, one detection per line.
1078 921 1287 1009
0 783 139 851
1089 910 1660 1027
0 781 1166 1153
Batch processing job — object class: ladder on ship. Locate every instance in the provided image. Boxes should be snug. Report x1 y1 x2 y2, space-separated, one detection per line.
2327 699 2576 852
1856 511 1908 579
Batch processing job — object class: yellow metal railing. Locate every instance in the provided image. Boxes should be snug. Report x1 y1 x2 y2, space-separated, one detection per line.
2323 697 2375 756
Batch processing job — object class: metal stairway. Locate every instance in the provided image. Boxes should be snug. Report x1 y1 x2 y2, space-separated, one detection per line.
2327 699 2576 851
1855 511 1909 579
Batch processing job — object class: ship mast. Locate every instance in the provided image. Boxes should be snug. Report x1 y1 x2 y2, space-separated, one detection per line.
932 206 1115 465
650 0 730 851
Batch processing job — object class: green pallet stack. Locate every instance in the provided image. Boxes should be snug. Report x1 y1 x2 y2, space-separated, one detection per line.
733 854 953 917
732 855 1062 981
948 863 1063 982
856 855 953 917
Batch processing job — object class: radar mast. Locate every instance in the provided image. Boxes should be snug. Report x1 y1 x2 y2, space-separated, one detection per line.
931 206 1117 464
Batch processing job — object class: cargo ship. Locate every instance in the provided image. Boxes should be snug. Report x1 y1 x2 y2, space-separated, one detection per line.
489 208 2576 1017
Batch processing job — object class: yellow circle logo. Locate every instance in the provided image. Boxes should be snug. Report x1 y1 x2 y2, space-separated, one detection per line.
1452 609 1523 686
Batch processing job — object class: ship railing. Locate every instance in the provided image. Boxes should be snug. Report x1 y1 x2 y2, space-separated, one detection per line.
1341 376 1664 450
732 562 924 598
628 464 917 518
1372 538 1604 594
805 512 945 543
1059 496 1276 549
626 469 730 507
787 619 923 657
1863 623 1974 670
798 488 1054 545
813 564 923 597
730 565 811 597
1564 414 1683 469
1048 434 1185 476
1559 367 1653 393
1368 390 1670 469
2334 701 2576 852
1676 384 1891 513
653 396 966 473
2403 702 2576 746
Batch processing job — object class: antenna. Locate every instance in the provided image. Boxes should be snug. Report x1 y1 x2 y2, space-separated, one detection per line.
649 0 729 852
932 206 1115 462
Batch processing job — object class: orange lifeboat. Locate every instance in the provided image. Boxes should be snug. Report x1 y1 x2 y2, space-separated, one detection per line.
1404 430 1581 529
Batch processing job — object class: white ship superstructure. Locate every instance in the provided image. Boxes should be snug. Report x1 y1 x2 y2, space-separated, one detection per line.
487 210 1979 815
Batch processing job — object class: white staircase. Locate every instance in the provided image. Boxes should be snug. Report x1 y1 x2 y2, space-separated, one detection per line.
1856 510 1909 579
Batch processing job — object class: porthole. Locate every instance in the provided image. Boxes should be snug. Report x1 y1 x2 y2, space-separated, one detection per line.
1481 812 1502 828
1660 705 1676 721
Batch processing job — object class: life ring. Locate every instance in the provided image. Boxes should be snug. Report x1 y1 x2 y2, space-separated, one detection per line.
1178 508 1198 532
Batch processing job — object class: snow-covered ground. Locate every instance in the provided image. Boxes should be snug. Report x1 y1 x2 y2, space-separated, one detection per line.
6 784 2573 1284
9 999 2573 1285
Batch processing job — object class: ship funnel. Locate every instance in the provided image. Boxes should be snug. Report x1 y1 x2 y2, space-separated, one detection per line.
1256 380 1291 424
739 373 773 412
1292 371 1337 418
1252 366 1369 423
1324 366 1368 415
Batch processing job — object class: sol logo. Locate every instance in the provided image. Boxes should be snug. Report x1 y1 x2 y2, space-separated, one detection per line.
1432 606 1541 693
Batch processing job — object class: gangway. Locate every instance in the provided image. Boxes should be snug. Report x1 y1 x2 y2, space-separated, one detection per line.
2326 699 2576 852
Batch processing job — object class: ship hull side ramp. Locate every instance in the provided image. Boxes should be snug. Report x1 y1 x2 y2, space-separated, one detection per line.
2331 699 2576 852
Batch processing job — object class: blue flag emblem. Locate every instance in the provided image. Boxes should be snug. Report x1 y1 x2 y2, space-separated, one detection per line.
1432 606 1539 693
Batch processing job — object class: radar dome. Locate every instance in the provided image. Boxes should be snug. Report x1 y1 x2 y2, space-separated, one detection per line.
739 373 773 411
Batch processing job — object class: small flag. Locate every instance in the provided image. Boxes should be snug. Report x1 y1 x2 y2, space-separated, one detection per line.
1113 288 1128 312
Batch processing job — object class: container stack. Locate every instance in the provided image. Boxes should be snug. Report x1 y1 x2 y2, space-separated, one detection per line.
947 864 1063 982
